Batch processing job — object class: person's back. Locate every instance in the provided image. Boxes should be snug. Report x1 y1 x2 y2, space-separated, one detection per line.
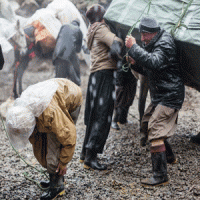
53 19 83 86
52 22 82 62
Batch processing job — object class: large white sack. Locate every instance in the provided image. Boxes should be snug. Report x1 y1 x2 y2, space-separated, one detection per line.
26 8 62 39
0 18 16 39
0 0 16 23
46 0 72 16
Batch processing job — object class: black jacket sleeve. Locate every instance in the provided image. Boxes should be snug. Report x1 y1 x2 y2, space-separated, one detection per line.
128 43 168 72
0 45 4 70
75 29 83 53
109 40 122 62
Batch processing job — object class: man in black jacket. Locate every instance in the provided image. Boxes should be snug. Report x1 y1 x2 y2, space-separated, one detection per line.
52 18 83 86
125 16 185 186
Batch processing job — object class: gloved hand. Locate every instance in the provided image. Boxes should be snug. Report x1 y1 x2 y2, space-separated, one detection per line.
109 40 123 62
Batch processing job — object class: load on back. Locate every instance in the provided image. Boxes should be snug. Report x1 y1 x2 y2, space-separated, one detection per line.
104 0 200 91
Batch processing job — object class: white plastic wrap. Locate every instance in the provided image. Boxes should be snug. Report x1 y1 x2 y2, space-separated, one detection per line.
6 79 59 150
6 106 36 150
26 8 62 39
46 0 72 16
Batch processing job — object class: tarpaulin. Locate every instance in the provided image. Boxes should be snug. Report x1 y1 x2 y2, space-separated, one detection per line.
104 0 200 91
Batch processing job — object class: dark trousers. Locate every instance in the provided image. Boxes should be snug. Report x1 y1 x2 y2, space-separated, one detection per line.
113 76 137 123
83 70 115 154
54 54 81 86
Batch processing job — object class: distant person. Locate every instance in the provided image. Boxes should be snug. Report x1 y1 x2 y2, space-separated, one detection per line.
125 16 185 186
0 44 4 69
6 78 83 200
52 19 83 86
80 4 123 170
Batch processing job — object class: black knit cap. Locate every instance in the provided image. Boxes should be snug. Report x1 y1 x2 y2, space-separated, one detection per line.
86 4 106 24
139 16 160 33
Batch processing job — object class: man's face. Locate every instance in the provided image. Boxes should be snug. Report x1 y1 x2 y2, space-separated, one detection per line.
141 32 157 45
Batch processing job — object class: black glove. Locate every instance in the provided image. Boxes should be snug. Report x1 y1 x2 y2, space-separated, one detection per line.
109 40 122 62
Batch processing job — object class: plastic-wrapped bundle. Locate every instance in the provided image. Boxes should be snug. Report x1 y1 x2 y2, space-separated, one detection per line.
6 79 59 150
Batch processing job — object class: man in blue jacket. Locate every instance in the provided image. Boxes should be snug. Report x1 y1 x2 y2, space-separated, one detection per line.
52 18 83 86
125 16 185 186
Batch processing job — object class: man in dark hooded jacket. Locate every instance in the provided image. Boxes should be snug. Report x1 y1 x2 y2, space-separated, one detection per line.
52 18 83 86
125 16 185 186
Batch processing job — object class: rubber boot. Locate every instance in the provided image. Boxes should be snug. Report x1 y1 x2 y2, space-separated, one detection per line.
80 148 86 163
84 149 107 170
40 180 50 189
111 108 120 130
111 121 120 130
141 151 169 187
40 173 65 200
164 140 177 164
118 107 129 124
190 132 200 144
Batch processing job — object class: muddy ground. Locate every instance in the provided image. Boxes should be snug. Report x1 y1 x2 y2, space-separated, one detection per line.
0 57 199 200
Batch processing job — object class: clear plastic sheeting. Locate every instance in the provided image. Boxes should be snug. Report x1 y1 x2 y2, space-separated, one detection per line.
6 79 59 150
15 79 59 117
6 106 35 150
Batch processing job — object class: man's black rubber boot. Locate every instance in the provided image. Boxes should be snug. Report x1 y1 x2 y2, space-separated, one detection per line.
80 148 85 163
84 149 107 170
111 121 120 130
40 180 50 189
164 140 177 164
190 132 200 144
111 109 120 130
118 107 129 124
40 173 65 200
141 151 169 187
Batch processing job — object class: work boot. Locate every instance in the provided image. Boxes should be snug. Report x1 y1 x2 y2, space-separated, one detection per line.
111 121 120 130
80 148 86 163
40 173 65 200
190 132 200 144
141 151 169 187
118 107 129 124
84 149 107 170
164 140 177 164
111 109 120 130
40 180 50 189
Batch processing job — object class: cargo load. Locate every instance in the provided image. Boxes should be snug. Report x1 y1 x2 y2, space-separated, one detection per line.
104 0 200 91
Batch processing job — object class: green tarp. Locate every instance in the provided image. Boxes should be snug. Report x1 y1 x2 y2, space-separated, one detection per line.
104 0 200 91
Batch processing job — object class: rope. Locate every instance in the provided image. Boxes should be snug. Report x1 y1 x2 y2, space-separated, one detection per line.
0 116 49 190
122 0 152 72
171 0 194 36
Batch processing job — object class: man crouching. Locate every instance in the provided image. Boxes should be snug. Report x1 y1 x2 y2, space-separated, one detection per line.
6 78 82 199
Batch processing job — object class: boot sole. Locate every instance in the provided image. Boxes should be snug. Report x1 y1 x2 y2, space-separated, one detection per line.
141 181 169 187
52 190 65 200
